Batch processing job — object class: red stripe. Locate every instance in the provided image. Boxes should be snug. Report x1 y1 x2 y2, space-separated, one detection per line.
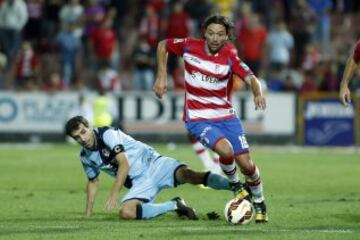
187 100 232 110
184 62 230 79
224 168 236 175
185 81 227 98
219 156 234 165
246 177 261 186
196 149 206 154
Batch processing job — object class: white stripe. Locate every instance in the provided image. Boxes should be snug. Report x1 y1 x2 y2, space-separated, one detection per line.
188 108 234 119
178 226 354 234
187 92 228 105
184 53 230 76
185 70 228 90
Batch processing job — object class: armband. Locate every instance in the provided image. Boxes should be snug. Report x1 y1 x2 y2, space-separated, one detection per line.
113 144 125 154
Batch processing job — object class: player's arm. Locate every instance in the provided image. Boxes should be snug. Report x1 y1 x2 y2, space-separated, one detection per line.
85 177 99 217
104 152 129 211
339 56 358 106
153 40 168 99
244 75 266 110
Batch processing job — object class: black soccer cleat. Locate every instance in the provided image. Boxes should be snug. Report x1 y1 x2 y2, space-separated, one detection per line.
229 181 251 201
253 201 268 223
172 197 198 220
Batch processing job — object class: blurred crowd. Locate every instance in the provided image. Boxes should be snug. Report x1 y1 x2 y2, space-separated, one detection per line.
1 0 360 94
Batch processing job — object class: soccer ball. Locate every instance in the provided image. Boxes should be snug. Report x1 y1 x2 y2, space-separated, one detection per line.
224 198 255 225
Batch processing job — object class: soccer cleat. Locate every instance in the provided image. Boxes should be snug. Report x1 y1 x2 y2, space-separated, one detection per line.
253 201 268 223
230 181 251 201
172 197 198 220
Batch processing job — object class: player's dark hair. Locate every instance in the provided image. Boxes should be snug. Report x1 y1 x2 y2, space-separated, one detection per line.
202 15 235 40
65 116 90 136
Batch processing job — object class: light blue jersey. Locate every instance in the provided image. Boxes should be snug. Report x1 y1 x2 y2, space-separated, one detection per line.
79 127 184 202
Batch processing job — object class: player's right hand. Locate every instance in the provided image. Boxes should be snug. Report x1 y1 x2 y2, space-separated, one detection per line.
339 85 351 107
153 76 167 99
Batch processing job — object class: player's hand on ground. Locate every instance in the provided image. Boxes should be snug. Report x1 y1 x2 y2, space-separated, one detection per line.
254 95 266 110
104 194 118 211
339 85 351 107
153 76 167 99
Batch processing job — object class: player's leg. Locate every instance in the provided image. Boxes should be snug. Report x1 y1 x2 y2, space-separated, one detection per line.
119 157 197 220
235 153 268 223
120 198 181 220
175 166 230 190
225 118 268 223
185 120 248 197
188 132 222 174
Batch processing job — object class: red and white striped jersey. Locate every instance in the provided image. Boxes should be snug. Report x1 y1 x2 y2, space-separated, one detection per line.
166 38 253 121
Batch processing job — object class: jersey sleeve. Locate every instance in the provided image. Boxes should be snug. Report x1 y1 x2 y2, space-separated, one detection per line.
228 45 254 79
81 158 100 181
352 40 360 64
103 129 125 155
166 38 187 56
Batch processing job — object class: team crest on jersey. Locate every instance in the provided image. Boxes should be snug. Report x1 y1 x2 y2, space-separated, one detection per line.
174 38 185 44
215 64 220 74
102 149 110 158
240 62 250 71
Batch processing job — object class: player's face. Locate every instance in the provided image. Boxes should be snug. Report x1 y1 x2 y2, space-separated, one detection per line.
71 123 95 149
204 23 228 54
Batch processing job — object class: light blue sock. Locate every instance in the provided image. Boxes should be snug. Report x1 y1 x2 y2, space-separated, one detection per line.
206 172 230 190
137 201 177 220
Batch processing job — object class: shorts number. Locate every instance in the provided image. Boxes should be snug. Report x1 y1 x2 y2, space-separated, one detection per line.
238 135 249 149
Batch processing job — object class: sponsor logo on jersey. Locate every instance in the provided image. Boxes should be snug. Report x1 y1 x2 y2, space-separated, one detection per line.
191 71 220 83
240 62 250 71
174 39 185 44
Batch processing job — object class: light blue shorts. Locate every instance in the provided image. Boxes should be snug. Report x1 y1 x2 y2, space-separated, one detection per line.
121 156 185 203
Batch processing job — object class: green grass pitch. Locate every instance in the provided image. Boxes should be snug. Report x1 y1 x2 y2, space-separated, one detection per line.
0 143 359 240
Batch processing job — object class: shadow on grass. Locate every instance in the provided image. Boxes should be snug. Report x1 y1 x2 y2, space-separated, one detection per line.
332 214 360 223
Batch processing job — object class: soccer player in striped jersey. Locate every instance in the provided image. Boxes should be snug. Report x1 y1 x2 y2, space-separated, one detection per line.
65 116 232 220
339 40 360 106
153 15 268 223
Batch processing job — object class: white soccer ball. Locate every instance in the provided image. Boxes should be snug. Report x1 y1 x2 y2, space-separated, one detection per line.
224 198 255 225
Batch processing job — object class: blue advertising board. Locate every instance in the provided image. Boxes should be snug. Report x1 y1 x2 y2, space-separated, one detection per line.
300 95 359 146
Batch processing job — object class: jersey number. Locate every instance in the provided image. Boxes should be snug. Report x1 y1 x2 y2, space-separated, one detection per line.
238 135 249 149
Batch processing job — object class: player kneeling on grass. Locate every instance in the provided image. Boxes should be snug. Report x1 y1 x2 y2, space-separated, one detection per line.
65 116 233 220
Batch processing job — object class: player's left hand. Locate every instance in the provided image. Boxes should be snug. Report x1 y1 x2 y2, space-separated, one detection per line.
254 95 266 110
104 195 118 210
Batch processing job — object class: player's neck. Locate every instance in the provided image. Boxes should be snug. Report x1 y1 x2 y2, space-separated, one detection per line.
204 44 220 56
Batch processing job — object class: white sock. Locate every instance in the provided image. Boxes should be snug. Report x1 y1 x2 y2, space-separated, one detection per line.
191 140 214 170
244 166 264 203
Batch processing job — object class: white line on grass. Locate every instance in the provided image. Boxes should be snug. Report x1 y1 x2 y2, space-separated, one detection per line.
180 227 354 234
33 226 80 230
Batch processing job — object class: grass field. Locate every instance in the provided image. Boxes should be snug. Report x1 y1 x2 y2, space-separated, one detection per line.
0 143 359 240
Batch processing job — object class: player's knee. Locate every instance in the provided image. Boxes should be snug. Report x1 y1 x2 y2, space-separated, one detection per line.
235 154 255 174
119 205 136 220
214 138 234 157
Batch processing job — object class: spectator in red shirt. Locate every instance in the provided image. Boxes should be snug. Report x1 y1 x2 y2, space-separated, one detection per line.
236 14 267 75
139 4 161 50
165 2 191 39
89 15 118 70
14 41 40 90
42 72 65 92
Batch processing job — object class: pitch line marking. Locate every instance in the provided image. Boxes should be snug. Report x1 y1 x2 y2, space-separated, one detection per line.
180 227 354 234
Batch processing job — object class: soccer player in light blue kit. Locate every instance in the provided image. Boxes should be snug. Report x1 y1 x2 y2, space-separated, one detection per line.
65 116 232 220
